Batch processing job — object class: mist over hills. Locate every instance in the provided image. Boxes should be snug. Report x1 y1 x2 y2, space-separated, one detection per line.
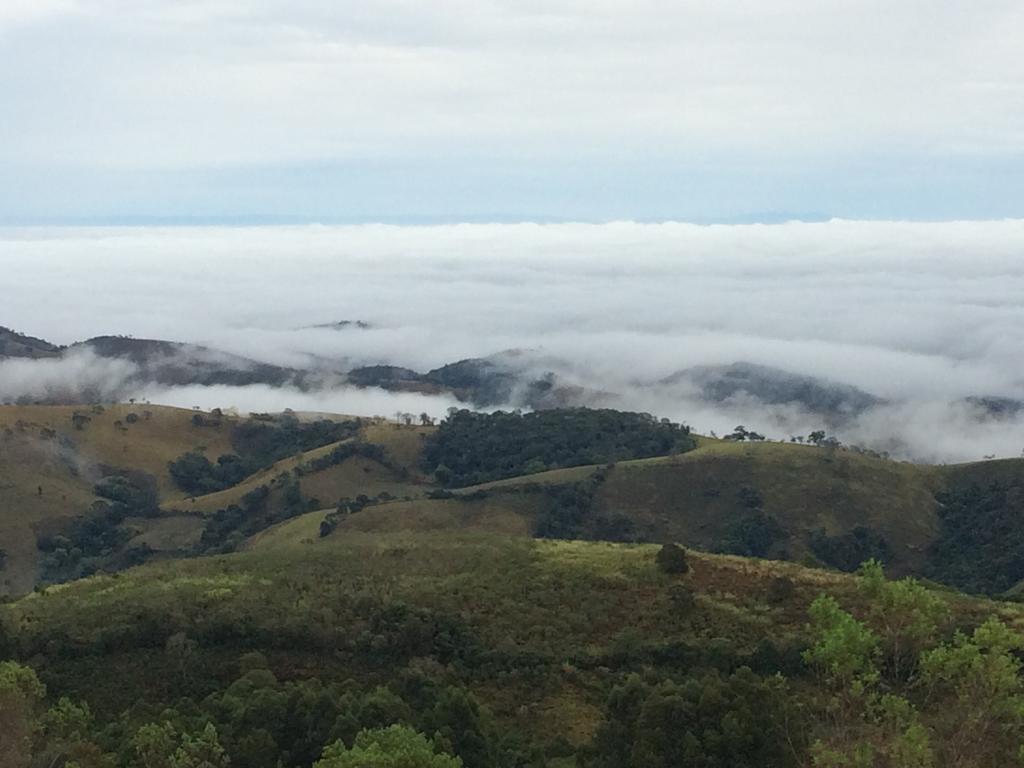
2 323 1023 464
3 220 1024 461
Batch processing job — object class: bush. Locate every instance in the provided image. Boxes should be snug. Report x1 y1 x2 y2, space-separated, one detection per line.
656 543 689 575
809 526 890 572
766 576 796 604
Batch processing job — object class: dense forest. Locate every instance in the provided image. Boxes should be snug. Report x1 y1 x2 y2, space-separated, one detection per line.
3 551 1023 768
421 408 695 487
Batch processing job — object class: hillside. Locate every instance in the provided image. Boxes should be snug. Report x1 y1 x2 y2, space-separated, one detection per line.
3 531 1024 766
259 435 1024 596
0 326 62 359
4 405 1024 765
0 404 376 595
0 404 237 595
5 403 1024 601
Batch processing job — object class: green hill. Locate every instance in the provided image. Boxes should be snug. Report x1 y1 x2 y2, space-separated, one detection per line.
3 531 1024 766
6 403 1024 601
5 405 1024 765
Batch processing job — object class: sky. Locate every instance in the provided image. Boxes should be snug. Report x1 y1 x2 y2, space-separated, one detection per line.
1 0 1022 222
3 220 1024 461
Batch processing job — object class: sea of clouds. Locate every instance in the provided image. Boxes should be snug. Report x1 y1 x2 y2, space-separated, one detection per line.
2 220 1024 462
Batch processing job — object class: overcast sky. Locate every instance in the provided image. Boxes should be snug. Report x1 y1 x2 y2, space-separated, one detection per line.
1 0 1022 222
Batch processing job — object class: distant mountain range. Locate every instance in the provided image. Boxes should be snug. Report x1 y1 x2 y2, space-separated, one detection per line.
2 324 1022 425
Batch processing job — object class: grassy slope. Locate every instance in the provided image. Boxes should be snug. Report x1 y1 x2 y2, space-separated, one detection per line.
168 425 431 524
360 421 434 477
341 441 942 574
0 411 430 595
161 439 352 514
248 494 536 549
590 441 941 573
6 407 1024 597
5 532 1021 747
0 404 235 595
249 439 1024 581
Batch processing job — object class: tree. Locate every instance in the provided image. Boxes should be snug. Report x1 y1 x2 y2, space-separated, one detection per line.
803 595 937 768
172 723 229 768
314 725 462 768
808 430 827 445
655 543 689 575
582 670 796 768
856 560 947 681
132 722 229 768
0 661 45 768
919 617 1024 767
132 722 178 768
726 425 750 442
803 594 879 692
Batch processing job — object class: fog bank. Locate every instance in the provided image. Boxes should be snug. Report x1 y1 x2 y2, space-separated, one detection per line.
2 220 1024 461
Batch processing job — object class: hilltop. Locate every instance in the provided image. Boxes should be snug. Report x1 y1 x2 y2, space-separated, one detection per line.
0 326 62 359
4 530 1024 766
3 403 1024 602
5 325 1024 463
3 403 1024 765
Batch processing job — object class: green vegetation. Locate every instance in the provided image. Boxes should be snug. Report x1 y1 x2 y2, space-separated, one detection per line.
8 403 1024 764
4 527 1024 767
809 526 892 573
801 560 1024 767
579 669 795 768
422 409 694 486
169 415 362 495
316 726 463 768
925 480 1024 594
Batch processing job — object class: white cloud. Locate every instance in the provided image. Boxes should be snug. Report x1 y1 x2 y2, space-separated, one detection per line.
0 1 1021 171
134 383 462 421
3 220 1024 460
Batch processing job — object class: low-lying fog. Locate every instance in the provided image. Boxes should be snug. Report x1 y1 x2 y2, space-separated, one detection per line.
3 220 1024 463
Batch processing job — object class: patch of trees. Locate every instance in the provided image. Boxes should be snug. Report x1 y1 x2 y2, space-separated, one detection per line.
925 480 1024 595
423 408 694 487
0 659 536 768
37 504 135 583
533 467 615 540
299 441 405 479
94 471 160 518
231 414 362 468
714 486 787 558
169 452 255 496
197 474 314 554
319 492 396 538
578 668 796 768
800 560 1024 767
169 415 363 496
34 472 161 583
723 425 766 442
808 525 890 572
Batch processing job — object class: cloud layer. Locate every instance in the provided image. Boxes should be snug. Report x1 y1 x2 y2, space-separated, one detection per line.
2 220 1024 461
1 1 1022 219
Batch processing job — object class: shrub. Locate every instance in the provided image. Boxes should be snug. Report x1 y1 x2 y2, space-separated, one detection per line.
656 543 689 575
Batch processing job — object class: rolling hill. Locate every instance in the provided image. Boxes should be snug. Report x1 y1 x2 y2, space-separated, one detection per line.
4 530 1023 766
3 403 1024 766
4 403 1024 601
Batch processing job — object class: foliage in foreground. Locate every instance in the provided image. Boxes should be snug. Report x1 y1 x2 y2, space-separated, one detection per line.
3 536 1024 767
